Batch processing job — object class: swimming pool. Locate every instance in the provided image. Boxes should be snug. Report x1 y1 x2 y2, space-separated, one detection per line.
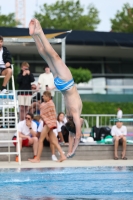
0 166 132 200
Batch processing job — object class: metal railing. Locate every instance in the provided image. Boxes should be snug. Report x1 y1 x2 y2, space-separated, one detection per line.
15 89 63 115
1 89 133 132
80 114 133 133
0 65 21 164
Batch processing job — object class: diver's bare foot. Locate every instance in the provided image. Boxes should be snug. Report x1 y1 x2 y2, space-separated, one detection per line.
29 19 42 36
28 158 40 163
29 19 36 36
59 155 66 162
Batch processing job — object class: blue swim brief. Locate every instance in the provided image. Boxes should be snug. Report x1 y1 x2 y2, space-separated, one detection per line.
54 77 74 91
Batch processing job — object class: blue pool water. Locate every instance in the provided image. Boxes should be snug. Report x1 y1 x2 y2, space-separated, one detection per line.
0 166 133 200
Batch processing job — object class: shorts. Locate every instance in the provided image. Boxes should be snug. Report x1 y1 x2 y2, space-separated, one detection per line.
50 126 57 130
54 77 74 91
43 121 57 130
0 66 11 75
12 136 29 147
61 125 69 142
69 131 76 136
18 95 32 106
113 138 123 145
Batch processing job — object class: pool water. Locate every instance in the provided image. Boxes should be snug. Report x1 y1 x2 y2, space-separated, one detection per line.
0 166 133 200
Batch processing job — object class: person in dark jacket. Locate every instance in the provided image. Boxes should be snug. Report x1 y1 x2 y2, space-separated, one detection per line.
0 35 12 94
17 61 35 121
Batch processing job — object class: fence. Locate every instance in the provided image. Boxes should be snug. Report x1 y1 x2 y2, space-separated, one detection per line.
0 90 63 127
80 114 133 134
15 90 63 113
81 114 116 128
1 90 133 131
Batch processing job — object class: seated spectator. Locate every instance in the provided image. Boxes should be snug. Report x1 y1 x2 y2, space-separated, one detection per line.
0 35 12 94
111 120 127 160
12 112 38 162
37 120 62 161
33 115 41 128
29 82 41 114
57 112 68 143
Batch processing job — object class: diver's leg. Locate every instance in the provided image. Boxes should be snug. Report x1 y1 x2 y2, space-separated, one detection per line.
29 19 72 81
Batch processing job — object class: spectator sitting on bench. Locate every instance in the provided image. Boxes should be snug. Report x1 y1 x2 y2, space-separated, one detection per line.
12 112 38 162
111 120 127 160
57 112 68 144
0 35 12 94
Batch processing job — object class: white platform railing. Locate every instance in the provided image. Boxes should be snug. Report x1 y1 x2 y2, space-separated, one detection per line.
0 65 21 164
80 114 133 134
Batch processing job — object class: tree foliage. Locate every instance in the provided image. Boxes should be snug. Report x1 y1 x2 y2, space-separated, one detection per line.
69 67 92 84
0 13 19 27
82 102 133 115
110 3 133 33
34 0 100 30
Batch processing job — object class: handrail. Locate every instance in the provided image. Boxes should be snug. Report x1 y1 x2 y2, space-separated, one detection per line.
81 114 133 128
0 64 21 164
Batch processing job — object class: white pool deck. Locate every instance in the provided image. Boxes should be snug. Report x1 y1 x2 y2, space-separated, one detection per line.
0 160 133 169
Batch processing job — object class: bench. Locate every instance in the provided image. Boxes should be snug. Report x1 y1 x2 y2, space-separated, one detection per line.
0 143 133 161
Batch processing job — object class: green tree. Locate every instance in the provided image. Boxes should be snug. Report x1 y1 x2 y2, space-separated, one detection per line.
34 0 100 30
110 3 133 33
69 67 92 84
0 13 19 27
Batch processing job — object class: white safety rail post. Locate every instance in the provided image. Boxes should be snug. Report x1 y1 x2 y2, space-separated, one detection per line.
61 94 65 113
96 115 99 127
0 65 21 164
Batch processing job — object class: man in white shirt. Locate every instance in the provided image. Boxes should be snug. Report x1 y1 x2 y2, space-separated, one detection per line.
37 66 55 97
111 120 127 160
0 35 12 94
12 113 38 162
117 107 123 118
